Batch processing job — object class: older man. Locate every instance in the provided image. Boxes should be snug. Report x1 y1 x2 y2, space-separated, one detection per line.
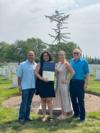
69 49 89 122
16 51 37 124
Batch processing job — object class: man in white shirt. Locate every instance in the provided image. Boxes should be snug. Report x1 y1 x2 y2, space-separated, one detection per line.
16 51 37 124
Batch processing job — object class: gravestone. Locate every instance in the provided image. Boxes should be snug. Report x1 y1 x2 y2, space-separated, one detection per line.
5 67 11 80
89 64 94 75
96 70 100 80
53 90 62 115
0 68 2 75
12 75 18 87
2 66 11 80
2 67 8 79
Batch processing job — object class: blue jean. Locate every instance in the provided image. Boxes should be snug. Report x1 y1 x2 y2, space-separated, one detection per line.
69 79 85 120
19 89 35 120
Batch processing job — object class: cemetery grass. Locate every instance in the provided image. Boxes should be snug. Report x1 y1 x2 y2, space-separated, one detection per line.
0 76 100 133
87 76 100 95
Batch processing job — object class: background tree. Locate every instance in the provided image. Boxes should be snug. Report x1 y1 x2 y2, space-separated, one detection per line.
0 37 100 64
0 38 47 63
48 42 78 61
46 10 70 45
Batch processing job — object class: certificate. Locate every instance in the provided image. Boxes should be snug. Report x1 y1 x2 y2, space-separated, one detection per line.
43 71 55 81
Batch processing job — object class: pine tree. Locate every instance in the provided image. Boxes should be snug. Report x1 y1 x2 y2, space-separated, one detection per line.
45 10 70 44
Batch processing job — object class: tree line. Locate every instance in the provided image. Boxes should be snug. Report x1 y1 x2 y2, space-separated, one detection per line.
0 37 100 64
0 37 78 63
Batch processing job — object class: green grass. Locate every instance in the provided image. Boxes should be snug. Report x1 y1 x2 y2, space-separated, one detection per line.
87 76 100 95
0 113 100 133
0 76 18 104
0 76 100 133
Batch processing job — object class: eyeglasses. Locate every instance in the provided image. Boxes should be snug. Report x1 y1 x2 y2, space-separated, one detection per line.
73 52 79 55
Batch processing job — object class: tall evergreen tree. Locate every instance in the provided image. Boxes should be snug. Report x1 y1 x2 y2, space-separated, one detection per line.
46 10 70 44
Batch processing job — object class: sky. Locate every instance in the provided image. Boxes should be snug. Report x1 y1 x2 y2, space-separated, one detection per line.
0 0 100 57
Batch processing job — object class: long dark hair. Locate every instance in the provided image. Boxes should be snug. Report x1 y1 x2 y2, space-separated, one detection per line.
39 51 52 75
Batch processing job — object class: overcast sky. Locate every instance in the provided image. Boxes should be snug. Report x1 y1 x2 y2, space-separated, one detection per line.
0 0 100 57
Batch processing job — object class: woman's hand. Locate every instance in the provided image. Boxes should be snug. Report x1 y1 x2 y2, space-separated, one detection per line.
42 77 48 82
61 80 68 84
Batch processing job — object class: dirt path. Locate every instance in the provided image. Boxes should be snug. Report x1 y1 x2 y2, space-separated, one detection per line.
2 93 100 112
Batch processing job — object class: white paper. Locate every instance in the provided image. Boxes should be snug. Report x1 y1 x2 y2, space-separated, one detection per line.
43 71 55 81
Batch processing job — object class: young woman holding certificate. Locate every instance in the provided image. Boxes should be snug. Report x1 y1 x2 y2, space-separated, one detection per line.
35 51 55 122
55 51 75 120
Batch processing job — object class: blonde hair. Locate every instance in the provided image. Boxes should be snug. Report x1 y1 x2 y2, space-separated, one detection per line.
58 50 68 63
58 50 66 56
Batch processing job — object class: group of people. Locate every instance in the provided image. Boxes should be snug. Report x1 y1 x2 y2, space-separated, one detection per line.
16 48 89 124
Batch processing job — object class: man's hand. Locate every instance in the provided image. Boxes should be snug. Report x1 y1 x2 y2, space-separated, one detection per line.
18 77 22 94
18 85 22 94
84 83 88 90
84 74 89 91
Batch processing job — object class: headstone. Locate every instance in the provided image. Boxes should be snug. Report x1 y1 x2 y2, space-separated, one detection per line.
2 67 7 79
7 69 11 80
12 75 18 87
89 64 94 75
53 90 62 115
96 70 100 80
8 63 18 74
2 66 11 80
0 68 2 75
12 66 16 74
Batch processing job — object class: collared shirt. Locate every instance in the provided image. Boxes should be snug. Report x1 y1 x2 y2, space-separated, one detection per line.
16 60 37 90
70 58 89 80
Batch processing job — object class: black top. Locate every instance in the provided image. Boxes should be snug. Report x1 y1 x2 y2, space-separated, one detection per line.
36 62 55 98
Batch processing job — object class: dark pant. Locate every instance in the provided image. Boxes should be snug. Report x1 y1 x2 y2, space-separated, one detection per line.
19 89 35 120
69 79 85 120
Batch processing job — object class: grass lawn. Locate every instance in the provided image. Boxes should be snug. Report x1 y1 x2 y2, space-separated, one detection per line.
87 76 100 95
0 76 100 133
